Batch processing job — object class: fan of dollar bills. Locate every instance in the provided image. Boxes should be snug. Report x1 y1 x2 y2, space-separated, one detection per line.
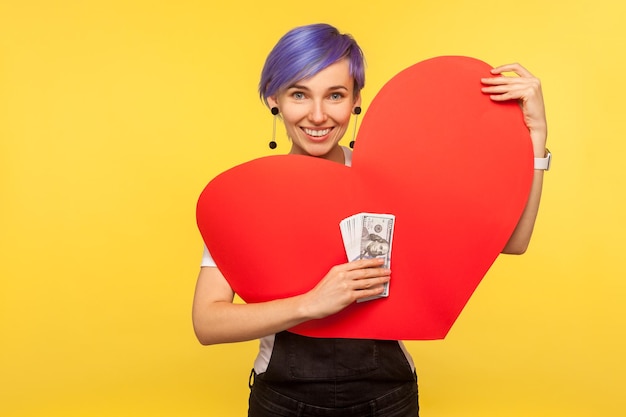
339 213 395 302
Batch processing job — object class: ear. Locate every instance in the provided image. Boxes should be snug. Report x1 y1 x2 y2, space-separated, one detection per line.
267 96 278 110
353 93 362 110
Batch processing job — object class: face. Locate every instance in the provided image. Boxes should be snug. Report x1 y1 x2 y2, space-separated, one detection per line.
268 59 361 163
367 241 389 256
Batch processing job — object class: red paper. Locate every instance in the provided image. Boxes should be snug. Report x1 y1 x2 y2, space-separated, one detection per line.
197 56 533 340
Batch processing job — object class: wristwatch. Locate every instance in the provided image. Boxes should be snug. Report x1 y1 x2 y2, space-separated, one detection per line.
534 148 551 171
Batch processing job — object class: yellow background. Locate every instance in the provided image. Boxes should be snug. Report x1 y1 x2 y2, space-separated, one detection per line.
1 1 624 416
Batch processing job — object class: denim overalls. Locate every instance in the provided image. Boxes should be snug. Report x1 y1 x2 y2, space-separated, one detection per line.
248 331 419 416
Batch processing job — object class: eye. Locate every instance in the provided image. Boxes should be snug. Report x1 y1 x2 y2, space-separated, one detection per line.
330 92 344 100
292 92 305 100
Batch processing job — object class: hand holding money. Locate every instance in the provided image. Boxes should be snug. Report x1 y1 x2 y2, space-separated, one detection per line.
340 213 395 302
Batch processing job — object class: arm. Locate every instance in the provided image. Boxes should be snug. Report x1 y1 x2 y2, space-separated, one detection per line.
192 258 391 345
481 63 548 254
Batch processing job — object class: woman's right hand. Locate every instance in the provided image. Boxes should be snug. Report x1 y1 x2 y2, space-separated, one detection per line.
193 258 389 345
300 258 391 320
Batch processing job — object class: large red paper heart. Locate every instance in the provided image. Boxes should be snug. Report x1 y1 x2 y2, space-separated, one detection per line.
197 56 533 340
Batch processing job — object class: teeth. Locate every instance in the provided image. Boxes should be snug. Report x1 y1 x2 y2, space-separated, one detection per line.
304 128 331 137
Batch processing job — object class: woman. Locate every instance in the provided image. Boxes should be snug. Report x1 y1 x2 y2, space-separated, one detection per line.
192 23 548 417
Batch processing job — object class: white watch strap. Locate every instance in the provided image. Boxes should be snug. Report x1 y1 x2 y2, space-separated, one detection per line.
534 149 551 170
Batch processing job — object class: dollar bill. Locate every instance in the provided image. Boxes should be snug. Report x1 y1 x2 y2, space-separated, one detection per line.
339 212 395 302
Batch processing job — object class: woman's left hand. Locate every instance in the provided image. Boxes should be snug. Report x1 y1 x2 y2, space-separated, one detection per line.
481 63 547 154
482 63 548 254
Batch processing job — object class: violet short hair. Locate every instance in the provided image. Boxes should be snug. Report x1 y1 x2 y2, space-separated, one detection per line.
259 23 366 106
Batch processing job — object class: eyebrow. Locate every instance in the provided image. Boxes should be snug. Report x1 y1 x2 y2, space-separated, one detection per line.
288 84 349 91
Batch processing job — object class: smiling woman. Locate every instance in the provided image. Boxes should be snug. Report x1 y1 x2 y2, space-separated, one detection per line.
193 24 419 417
192 22 548 417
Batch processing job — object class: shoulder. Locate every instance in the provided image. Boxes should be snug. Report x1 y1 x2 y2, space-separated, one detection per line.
341 146 353 167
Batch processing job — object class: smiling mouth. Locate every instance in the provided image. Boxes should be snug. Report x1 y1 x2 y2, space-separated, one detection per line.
303 127 332 137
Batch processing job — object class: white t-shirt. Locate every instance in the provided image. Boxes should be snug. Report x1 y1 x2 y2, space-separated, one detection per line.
199 146 414 373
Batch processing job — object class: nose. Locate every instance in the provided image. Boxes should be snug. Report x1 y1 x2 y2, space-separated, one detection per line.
308 100 327 124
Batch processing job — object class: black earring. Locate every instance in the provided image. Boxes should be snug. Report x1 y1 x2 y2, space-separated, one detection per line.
268 107 279 149
349 106 361 149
